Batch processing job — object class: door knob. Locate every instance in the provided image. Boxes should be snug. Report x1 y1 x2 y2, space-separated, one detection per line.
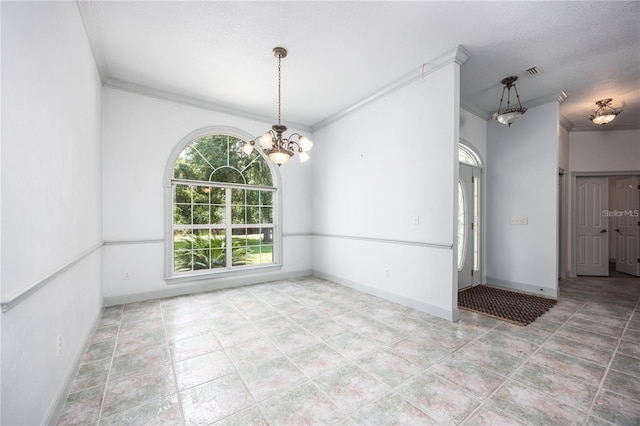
615 229 620 233
600 229 607 233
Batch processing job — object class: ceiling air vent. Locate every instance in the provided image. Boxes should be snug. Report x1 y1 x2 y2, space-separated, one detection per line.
558 91 568 103
524 65 544 77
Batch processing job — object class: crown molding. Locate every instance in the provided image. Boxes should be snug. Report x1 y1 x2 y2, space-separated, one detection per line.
311 45 471 132
104 78 312 133
460 101 488 120
570 123 640 132
76 1 109 83
559 114 575 132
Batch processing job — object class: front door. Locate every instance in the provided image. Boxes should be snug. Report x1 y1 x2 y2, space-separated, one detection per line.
615 176 640 276
576 177 608 276
458 164 480 289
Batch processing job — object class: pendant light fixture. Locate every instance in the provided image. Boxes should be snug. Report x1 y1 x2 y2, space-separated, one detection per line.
242 47 313 166
493 76 527 127
589 98 622 126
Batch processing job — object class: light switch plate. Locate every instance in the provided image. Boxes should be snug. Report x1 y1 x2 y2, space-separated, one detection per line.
511 216 528 225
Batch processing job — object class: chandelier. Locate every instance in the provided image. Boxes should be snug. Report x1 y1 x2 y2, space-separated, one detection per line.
589 98 622 126
493 76 527 127
243 47 313 166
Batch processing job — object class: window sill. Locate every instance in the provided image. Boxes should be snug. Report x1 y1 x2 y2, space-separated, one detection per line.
165 263 282 285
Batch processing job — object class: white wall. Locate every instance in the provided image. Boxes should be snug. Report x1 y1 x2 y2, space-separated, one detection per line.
486 102 559 297
567 129 640 274
460 107 487 162
102 88 312 304
569 129 640 173
1 2 103 424
310 57 462 320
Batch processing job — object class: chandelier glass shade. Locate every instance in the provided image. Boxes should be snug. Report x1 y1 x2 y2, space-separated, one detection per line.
243 47 313 166
589 99 622 126
493 76 527 127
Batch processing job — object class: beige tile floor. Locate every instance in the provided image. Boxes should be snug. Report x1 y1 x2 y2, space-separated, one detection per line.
57 274 640 425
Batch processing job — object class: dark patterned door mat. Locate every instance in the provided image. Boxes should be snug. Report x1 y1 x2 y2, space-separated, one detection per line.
458 285 556 326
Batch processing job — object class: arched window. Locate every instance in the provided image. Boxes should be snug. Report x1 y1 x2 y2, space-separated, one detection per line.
166 129 280 280
459 144 481 167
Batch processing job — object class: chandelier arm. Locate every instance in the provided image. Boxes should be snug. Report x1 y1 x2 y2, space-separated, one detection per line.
513 85 523 109
496 86 507 113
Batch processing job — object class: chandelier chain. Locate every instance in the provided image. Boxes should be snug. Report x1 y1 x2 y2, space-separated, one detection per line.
277 54 282 125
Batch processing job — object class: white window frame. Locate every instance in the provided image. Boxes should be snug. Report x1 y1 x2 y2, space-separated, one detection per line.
164 126 282 283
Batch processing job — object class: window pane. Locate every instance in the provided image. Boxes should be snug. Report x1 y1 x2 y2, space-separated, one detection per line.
246 206 260 224
193 205 210 224
259 245 273 264
244 159 273 186
457 181 466 271
260 207 273 224
232 247 248 266
211 206 225 224
210 167 244 184
231 189 245 206
193 186 209 204
174 229 192 272
174 185 192 204
211 248 226 268
173 229 192 251
174 251 192 273
209 187 225 205
231 206 246 224
192 249 211 270
245 190 260 206
174 204 191 225
232 228 247 247
260 191 273 206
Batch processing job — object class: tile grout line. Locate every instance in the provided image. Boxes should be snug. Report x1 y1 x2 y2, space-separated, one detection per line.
161 296 189 426
95 305 124 424
459 295 592 425
585 295 640 424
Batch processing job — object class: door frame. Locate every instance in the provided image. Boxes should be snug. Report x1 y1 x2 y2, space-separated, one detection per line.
558 169 566 280
614 176 640 276
458 140 484 287
569 170 640 277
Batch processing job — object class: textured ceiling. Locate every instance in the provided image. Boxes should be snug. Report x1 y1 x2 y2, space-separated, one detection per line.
81 1 640 132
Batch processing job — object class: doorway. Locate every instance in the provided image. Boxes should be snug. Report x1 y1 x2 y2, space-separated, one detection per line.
573 173 640 278
576 176 609 276
458 143 482 289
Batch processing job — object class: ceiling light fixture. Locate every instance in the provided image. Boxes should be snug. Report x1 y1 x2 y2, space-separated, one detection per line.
589 98 622 126
493 76 527 127
243 47 313 166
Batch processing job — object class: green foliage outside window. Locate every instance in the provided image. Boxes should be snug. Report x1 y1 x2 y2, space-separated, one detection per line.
171 134 275 274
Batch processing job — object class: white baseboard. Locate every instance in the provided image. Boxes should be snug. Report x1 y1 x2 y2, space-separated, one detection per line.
485 276 558 299
45 308 102 425
104 269 313 306
312 270 458 322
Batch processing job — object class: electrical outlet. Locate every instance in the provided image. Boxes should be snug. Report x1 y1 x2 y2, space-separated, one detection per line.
412 216 420 225
384 268 390 278
123 271 131 280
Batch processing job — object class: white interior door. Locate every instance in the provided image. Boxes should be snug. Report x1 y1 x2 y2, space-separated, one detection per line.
576 177 609 276
615 176 640 276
